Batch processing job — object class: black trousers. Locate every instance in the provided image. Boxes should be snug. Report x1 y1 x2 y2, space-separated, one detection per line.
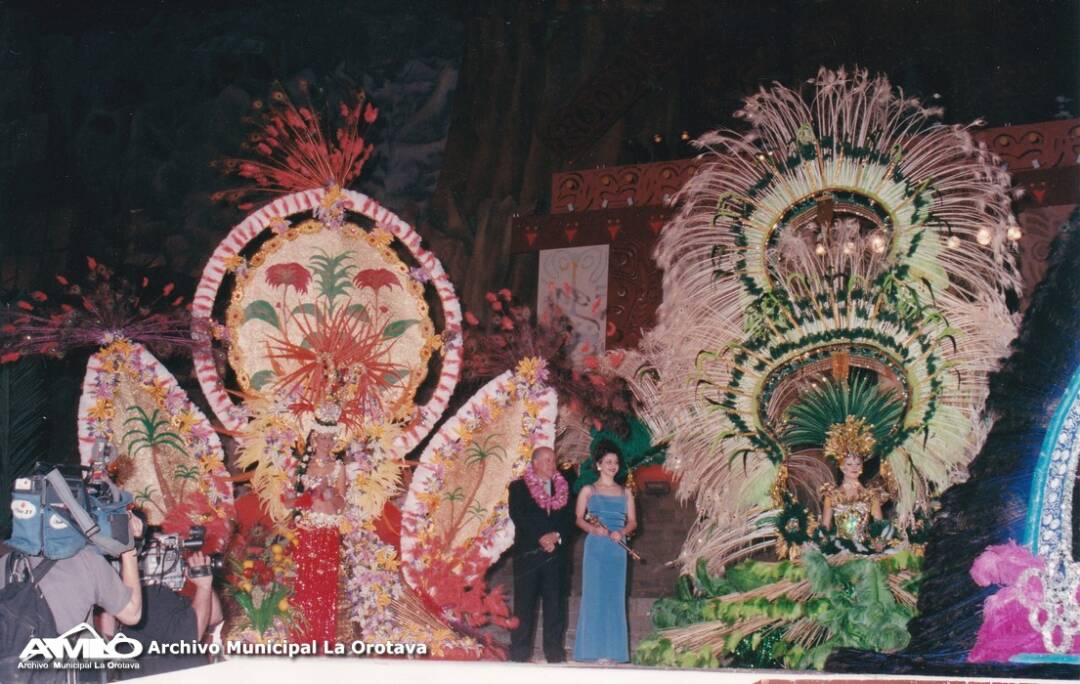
509 549 567 662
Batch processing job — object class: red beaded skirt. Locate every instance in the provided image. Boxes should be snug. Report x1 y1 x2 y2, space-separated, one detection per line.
292 525 342 647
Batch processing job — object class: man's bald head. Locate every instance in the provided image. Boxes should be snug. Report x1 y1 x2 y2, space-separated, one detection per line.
531 446 556 479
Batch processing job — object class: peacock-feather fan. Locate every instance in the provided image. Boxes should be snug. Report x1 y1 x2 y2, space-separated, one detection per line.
781 374 905 455
629 67 1020 572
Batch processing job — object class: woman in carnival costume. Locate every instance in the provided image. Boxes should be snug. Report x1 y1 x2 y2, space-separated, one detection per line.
290 400 348 645
817 416 891 554
573 440 637 663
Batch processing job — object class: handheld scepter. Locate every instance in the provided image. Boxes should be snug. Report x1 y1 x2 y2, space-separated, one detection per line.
584 512 644 562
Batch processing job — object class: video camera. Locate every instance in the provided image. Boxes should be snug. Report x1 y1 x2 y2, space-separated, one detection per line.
7 453 134 560
136 522 225 591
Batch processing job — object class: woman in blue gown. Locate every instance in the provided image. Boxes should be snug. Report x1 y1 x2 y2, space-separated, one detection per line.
573 442 637 663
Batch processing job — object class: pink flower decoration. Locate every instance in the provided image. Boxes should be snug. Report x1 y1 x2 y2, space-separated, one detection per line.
265 262 311 294
968 541 1080 662
971 540 1041 587
409 267 431 283
189 421 215 442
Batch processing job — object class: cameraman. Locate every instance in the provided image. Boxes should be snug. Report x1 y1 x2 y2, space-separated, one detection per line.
0 515 144 632
101 551 222 678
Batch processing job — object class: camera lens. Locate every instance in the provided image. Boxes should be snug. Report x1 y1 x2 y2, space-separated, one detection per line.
187 553 224 579
182 525 206 550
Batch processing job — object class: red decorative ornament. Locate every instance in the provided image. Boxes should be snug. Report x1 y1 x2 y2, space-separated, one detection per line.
352 268 401 294
214 83 378 204
265 262 312 294
291 526 341 647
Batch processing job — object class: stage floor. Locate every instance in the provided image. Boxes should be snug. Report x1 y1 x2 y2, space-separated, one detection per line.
147 655 1072 684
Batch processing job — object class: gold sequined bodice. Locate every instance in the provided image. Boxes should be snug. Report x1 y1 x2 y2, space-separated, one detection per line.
821 483 883 544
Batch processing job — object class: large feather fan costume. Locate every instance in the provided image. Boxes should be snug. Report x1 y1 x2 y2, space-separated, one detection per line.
626 67 1021 574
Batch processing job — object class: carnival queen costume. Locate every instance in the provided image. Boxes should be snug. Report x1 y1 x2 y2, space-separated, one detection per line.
291 401 349 645
816 416 891 553
624 67 1021 668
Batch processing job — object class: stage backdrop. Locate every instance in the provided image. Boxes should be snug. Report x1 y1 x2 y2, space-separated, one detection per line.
513 118 1080 344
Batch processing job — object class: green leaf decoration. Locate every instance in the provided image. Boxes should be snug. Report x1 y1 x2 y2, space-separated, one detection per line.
638 548 918 670
249 370 276 391
346 302 367 318
802 547 834 593
291 302 318 318
308 250 356 307
382 367 409 385
233 589 255 619
244 300 280 329
382 318 420 339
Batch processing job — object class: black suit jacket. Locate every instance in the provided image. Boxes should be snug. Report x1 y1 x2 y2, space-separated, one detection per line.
508 478 574 556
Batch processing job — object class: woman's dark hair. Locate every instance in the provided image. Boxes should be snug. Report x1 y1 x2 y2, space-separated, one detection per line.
592 439 623 467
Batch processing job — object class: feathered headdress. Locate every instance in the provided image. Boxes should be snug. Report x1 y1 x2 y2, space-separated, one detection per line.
822 416 876 462
213 79 378 208
1 258 191 363
627 67 1021 571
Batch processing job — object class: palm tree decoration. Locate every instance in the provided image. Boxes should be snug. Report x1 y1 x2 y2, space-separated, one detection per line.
464 434 507 466
173 463 202 504
465 502 488 524
122 405 188 511
441 486 466 526
133 485 168 518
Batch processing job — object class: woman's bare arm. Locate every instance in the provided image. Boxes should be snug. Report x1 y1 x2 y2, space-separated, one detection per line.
621 488 637 537
575 486 602 535
821 499 833 529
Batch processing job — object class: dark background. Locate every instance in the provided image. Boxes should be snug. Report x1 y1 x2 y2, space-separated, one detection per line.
2 0 1077 299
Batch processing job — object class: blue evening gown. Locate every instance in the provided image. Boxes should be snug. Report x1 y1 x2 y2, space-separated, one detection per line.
572 492 628 662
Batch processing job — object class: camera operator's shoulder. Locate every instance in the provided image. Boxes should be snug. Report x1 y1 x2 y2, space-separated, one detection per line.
68 546 113 574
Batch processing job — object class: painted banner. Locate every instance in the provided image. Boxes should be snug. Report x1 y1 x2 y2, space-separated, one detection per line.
538 244 609 364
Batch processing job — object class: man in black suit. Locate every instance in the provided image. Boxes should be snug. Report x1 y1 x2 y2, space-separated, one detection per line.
508 446 574 662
